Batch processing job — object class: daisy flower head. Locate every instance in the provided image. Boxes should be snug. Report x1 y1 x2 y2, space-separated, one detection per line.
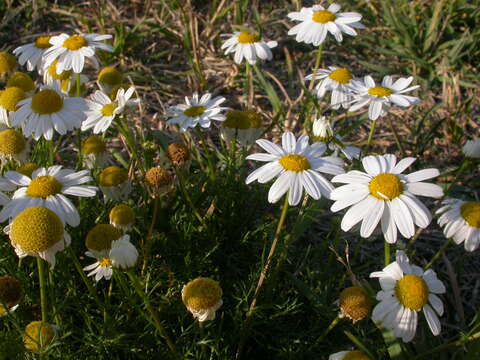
109 204 135 232
98 166 131 202
166 92 226 132
85 224 122 256
329 350 371 360
245 131 344 206
312 117 360 160
462 139 480 159
42 33 113 74
0 86 27 127
370 250 446 342
221 109 263 146
182 277 223 322
0 275 22 317
23 321 57 352
348 75 420 121
109 235 138 269
6 72 35 95
13 36 52 72
305 66 354 109
0 165 97 227
97 66 123 94
287 3 365 46
0 129 29 165
11 83 88 140
4 206 70 268
145 166 173 198
221 30 277 65
339 286 372 323
0 52 17 76
166 142 191 168
437 199 480 251
81 135 109 169
330 154 443 243
83 252 114 282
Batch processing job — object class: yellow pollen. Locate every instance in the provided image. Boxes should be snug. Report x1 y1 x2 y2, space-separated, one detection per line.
98 166 128 187
368 86 393 97
183 105 206 118
0 52 16 74
63 35 88 50
237 32 260 44
182 277 222 311
0 129 26 155
279 154 311 172
328 68 352 84
27 176 62 198
47 60 71 81
34 36 52 49
10 207 64 253
101 103 116 117
0 86 26 111
395 274 429 311
0 275 23 308
109 204 135 225
17 162 39 178
369 173 403 200
312 10 336 23
460 202 480 228
31 89 64 115
24 321 55 352
85 224 122 252
99 257 112 267
98 66 123 85
339 286 372 322
224 110 262 129
82 135 107 155
7 72 35 93
344 350 371 360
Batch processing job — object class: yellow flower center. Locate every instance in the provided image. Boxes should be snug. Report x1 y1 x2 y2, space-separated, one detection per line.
224 110 262 129
17 162 39 178
339 286 372 322
23 321 55 352
85 224 122 252
368 86 393 97
182 277 222 311
369 173 403 200
10 206 64 253
0 129 26 155
7 72 35 93
99 257 112 267
82 135 107 155
237 32 260 44
395 274 429 311
344 350 371 360
279 154 311 172
63 35 88 50
101 103 116 117
0 52 16 73
166 142 190 166
34 36 52 49
98 166 128 187
312 10 336 24
31 89 64 115
460 202 480 228
98 66 123 85
27 176 62 198
183 105 206 118
0 87 26 111
109 204 135 225
47 60 72 81
328 68 352 84
0 275 22 308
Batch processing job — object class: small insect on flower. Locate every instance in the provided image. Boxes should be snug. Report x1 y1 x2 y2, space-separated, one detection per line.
109 204 135 232
182 277 223 322
0 86 27 128
221 109 263 146
98 166 131 202
330 154 443 244
339 286 372 323
312 117 360 160
329 350 371 360
221 30 277 65
305 67 355 109
0 129 28 165
6 72 35 95
245 131 344 206
166 92 227 132
287 3 365 46
23 321 57 352
437 199 480 251
462 139 480 158
0 275 22 317
13 36 52 72
81 135 109 169
0 52 17 76
370 250 446 342
97 66 123 94
348 75 420 121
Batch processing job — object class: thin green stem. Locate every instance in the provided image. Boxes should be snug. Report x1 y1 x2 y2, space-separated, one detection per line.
384 242 391 266
245 62 253 108
142 197 160 275
177 168 206 227
315 315 341 344
425 238 452 269
37 258 48 323
308 44 323 92
413 332 480 359
195 129 216 181
76 73 82 169
388 116 405 156
365 119 378 153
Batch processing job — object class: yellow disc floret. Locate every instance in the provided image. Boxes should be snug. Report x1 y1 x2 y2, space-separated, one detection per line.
0 52 16 74
395 274 429 311
34 36 52 49
460 202 480 228
145 166 172 188
0 275 22 308
23 321 55 352
182 277 222 311
279 154 311 172
47 60 72 81
166 142 190 166
109 204 135 226
82 135 107 155
238 32 260 44
344 350 371 360
7 72 35 93
339 286 372 322
312 10 336 23
98 166 128 187
99 257 112 267
98 66 123 86
369 173 403 200
328 68 352 84
0 129 26 155
224 110 262 129
85 224 121 252
17 162 39 178
368 86 393 97
10 207 64 253
0 86 26 111
183 105 206 118
27 176 62 198
63 35 88 50
101 103 116 117
31 89 64 115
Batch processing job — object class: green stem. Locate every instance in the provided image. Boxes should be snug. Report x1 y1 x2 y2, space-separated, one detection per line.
413 332 480 359
315 315 341 344
245 62 253 109
177 168 205 227
365 119 378 154
388 116 405 156
76 73 82 169
195 129 216 181
384 242 391 266
198 320 207 359
308 44 323 92
425 238 452 269
141 197 160 275
37 258 48 323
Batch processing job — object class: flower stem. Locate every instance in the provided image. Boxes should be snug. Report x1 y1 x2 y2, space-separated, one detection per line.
177 168 206 227
365 119 378 153
315 315 341 344
37 257 48 322
425 238 452 269
195 128 216 181
412 331 480 359
308 44 323 92
76 73 82 169
384 242 391 266
245 62 253 108
141 197 160 275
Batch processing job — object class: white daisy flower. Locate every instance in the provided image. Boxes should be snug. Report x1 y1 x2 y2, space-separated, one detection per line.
82 88 136 134
81 135 110 169
370 250 446 342
462 139 480 158
348 75 420 121
83 251 113 282
305 66 354 109
0 165 97 227
11 83 88 140
287 3 365 46
109 204 135 232
245 131 344 206
4 206 71 268
221 31 277 65
312 117 360 160
12 36 52 72
182 277 223 322
0 175 17 205
220 109 263 146
98 166 131 202
330 154 443 243
166 92 226 132
42 33 113 74
329 350 371 360
0 86 27 127
437 199 480 251
0 129 28 165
